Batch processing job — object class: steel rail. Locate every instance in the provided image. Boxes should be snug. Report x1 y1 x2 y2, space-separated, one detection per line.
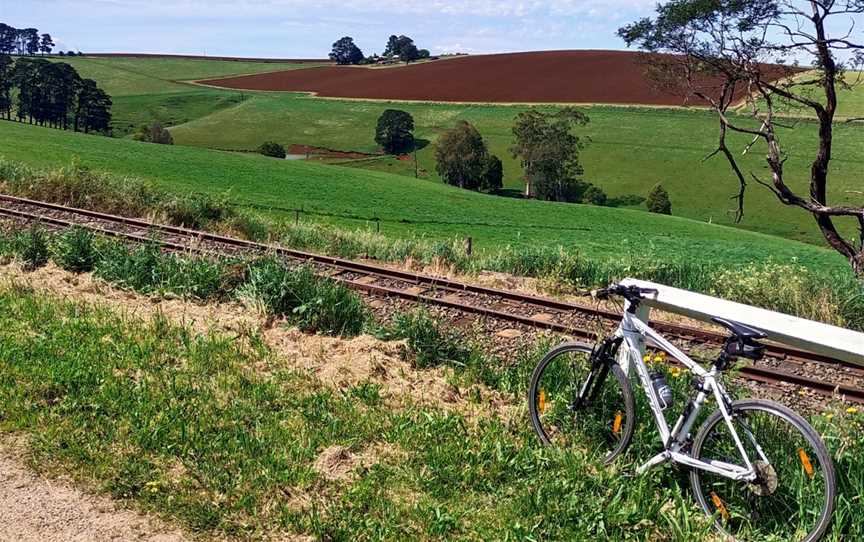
1 194 862 403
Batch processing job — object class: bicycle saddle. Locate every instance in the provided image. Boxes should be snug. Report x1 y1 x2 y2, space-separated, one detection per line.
711 317 767 340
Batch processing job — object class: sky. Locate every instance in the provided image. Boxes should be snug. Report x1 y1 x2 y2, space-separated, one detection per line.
0 0 658 58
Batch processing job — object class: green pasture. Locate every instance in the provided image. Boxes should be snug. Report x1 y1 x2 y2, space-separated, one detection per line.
0 121 846 274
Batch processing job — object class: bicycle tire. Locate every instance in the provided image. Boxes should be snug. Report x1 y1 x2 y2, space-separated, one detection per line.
528 342 635 463
689 399 836 542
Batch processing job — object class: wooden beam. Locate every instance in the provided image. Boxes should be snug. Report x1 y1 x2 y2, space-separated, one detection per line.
620 278 864 366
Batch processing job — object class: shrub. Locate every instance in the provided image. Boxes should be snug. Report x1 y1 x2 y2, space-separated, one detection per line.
237 258 366 336
14 226 49 271
646 183 672 214
133 122 173 145
258 142 286 159
51 227 97 273
375 109 415 154
582 185 608 206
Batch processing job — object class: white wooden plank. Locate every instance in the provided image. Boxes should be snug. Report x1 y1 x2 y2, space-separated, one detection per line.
619 278 864 366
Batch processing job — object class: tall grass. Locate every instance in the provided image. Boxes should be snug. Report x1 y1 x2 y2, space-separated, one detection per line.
0 158 269 240
0 228 366 338
237 257 367 336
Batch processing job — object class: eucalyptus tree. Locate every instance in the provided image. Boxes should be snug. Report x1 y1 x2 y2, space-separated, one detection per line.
619 0 864 274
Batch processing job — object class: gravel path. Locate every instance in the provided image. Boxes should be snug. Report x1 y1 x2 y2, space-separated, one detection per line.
0 442 188 542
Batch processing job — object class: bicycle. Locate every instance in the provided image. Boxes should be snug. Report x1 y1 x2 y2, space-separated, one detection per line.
528 284 836 542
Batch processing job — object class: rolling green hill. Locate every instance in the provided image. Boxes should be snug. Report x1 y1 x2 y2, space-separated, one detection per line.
53 56 323 135
0 121 846 273
42 56 864 248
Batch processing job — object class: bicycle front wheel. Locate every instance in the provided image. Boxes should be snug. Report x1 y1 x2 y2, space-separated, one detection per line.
690 399 836 542
528 342 635 463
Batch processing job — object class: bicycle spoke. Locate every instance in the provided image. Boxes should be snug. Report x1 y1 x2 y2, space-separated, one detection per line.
692 404 832 541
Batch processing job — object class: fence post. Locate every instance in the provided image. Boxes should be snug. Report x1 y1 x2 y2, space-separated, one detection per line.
464 236 473 256
294 209 300 225
375 218 380 233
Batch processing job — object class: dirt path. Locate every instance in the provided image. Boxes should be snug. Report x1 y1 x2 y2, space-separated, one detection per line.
0 444 188 542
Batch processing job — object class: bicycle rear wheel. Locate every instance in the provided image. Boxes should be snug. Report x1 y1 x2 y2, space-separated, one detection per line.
689 399 835 542
528 342 635 463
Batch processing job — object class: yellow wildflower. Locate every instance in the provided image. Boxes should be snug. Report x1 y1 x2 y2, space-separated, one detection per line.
846 407 859 415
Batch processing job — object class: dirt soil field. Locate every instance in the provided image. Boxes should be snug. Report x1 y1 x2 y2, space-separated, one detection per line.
0 441 189 542
287 144 379 160
201 50 791 105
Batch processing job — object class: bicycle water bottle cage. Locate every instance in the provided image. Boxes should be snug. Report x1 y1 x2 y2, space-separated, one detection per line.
712 317 767 362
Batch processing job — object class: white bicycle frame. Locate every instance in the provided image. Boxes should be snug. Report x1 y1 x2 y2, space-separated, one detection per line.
614 303 765 482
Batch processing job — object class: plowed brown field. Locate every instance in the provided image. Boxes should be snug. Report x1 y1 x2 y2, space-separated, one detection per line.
200 50 788 105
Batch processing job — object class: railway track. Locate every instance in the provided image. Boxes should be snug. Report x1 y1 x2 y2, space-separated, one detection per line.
1 193 862 405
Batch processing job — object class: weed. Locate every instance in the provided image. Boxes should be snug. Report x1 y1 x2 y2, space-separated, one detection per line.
382 309 471 369
13 225 50 271
238 258 367 336
50 226 97 273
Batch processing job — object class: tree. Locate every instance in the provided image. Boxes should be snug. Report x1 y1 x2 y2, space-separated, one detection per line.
383 35 400 57
374 109 415 154
75 79 112 133
481 155 503 192
0 55 12 120
0 24 16 55
39 33 54 56
511 108 590 201
646 184 672 215
418 49 431 60
258 141 287 158
399 42 420 63
18 28 39 55
329 36 364 65
134 122 173 144
10 57 44 123
435 120 501 192
619 1 864 275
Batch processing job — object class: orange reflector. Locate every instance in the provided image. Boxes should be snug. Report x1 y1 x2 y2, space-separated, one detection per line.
710 492 730 522
798 448 815 479
538 389 546 414
612 412 623 435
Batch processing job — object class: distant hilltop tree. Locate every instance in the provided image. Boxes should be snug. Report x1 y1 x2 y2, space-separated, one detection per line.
329 36 364 65
435 120 502 192
258 141 286 159
375 109 415 154
646 183 672 215
0 23 60 57
134 122 174 145
39 33 54 56
0 24 15 54
383 35 427 63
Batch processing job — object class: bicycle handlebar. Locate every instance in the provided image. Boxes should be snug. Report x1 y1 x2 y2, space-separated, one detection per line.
591 284 659 302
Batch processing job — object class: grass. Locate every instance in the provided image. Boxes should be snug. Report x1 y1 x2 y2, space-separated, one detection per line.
0 122 847 272
37 56 864 245
0 285 861 540
166 92 864 246
2 156 861 330
49 56 324 135
0 226 368 337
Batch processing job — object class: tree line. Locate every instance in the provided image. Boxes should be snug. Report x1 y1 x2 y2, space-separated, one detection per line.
0 55 112 134
330 34 430 65
0 23 56 56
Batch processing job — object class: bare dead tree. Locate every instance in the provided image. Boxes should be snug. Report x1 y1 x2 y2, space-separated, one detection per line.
620 0 864 275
